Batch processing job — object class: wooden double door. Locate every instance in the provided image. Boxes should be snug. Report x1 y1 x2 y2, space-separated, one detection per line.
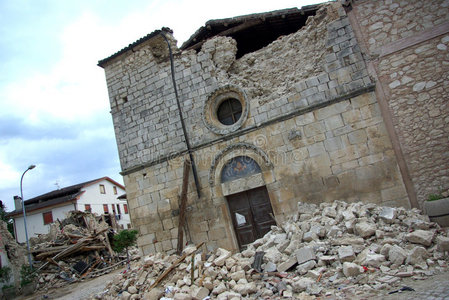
227 186 276 249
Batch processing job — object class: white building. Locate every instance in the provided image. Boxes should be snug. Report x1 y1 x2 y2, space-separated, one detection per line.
8 177 131 243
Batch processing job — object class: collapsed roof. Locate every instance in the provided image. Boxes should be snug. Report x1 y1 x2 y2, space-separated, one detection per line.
98 5 319 66
181 5 319 58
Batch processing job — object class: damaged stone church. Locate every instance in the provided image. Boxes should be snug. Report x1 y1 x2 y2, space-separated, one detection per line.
98 0 449 254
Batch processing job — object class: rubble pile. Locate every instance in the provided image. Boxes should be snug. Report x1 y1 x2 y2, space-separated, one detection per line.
0 220 27 289
95 201 449 299
31 211 138 291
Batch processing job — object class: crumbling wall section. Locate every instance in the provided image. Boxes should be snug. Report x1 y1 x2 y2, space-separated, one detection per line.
351 0 449 206
0 221 26 289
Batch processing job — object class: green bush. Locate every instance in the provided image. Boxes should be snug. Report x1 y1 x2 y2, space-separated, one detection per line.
113 229 138 269
0 266 11 284
428 193 444 202
112 230 138 253
2 284 13 290
20 265 37 287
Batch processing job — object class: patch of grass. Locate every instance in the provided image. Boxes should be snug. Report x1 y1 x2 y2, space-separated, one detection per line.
428 193 444 202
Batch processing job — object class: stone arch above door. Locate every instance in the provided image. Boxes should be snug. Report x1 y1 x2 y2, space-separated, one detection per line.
209 142 275 197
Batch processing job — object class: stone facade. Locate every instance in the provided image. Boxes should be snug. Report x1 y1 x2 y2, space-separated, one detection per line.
347 0 449 207
98 1 446 254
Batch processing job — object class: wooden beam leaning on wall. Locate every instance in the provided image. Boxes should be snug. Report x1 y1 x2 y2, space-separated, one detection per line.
177 157 191 254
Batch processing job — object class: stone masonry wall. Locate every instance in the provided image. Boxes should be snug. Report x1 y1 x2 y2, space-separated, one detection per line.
125 91 409 254
101 2 412 254
351 0 449 206
354 0 449 54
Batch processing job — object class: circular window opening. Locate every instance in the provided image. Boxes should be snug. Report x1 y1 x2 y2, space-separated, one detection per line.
203 85 249 135
217 98 242 125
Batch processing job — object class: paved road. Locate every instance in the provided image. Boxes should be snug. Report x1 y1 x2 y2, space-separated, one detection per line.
381 271 449 300
15 267 449 299
16 267 125 300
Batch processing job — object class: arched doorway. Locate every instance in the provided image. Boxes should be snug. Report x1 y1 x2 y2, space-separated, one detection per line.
221 156 276 249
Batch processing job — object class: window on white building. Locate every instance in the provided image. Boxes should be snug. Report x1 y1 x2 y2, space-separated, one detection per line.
113 186 118 195
100 184 106 194
43 211 53 225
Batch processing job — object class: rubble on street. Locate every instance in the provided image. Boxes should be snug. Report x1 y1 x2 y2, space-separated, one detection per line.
93 201 448 299
31 211 139 292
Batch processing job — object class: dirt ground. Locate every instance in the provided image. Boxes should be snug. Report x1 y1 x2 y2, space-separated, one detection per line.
15 266 125 300
11 267 449 299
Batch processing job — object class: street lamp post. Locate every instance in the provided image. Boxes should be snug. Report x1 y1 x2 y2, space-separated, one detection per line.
20 164 35 267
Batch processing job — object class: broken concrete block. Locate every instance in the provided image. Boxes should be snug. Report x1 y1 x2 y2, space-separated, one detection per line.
128 286 138 294
323 206 337 218
212 282 227 295
342 262 363 277
233 282 257 295
341 210 356 221
318 255 336 265
241 248 255 258
277 239 290 253
263 261 277 272
230 270 246 281
395 271 414 277
296 246 316 265
306 269 322 280
292 277 315 292
143 288 163 300
306 284 323 295
303 231 319 242
355 221 376 238
284 233 302 255
264 246 283 263
213 248 231 266
327 225 341 237
277 256 297 272
436 235 449 251
388 245 407 265
310 224 326 237
121 291 131 300
173 293 192 300
356 249 385 267
379 207 396 223
338 245 355 262
273 233 287 244
406 230 434 246
380 243 392 257
296 260 316 275
191 286 209 300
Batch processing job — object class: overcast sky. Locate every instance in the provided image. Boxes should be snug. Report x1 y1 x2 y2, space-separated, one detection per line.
0 0 320 212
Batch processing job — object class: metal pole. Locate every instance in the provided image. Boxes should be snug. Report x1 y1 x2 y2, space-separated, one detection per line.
159 31 201 198
20 164 35 267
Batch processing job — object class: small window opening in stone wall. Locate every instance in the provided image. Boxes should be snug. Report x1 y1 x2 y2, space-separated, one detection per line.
217 98 242 125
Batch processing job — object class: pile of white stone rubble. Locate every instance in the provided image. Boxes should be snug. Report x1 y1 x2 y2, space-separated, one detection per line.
94 201 449 300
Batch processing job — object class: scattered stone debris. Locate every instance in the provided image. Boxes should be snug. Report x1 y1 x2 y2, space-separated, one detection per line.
91 201 449 299
30 211 139 292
